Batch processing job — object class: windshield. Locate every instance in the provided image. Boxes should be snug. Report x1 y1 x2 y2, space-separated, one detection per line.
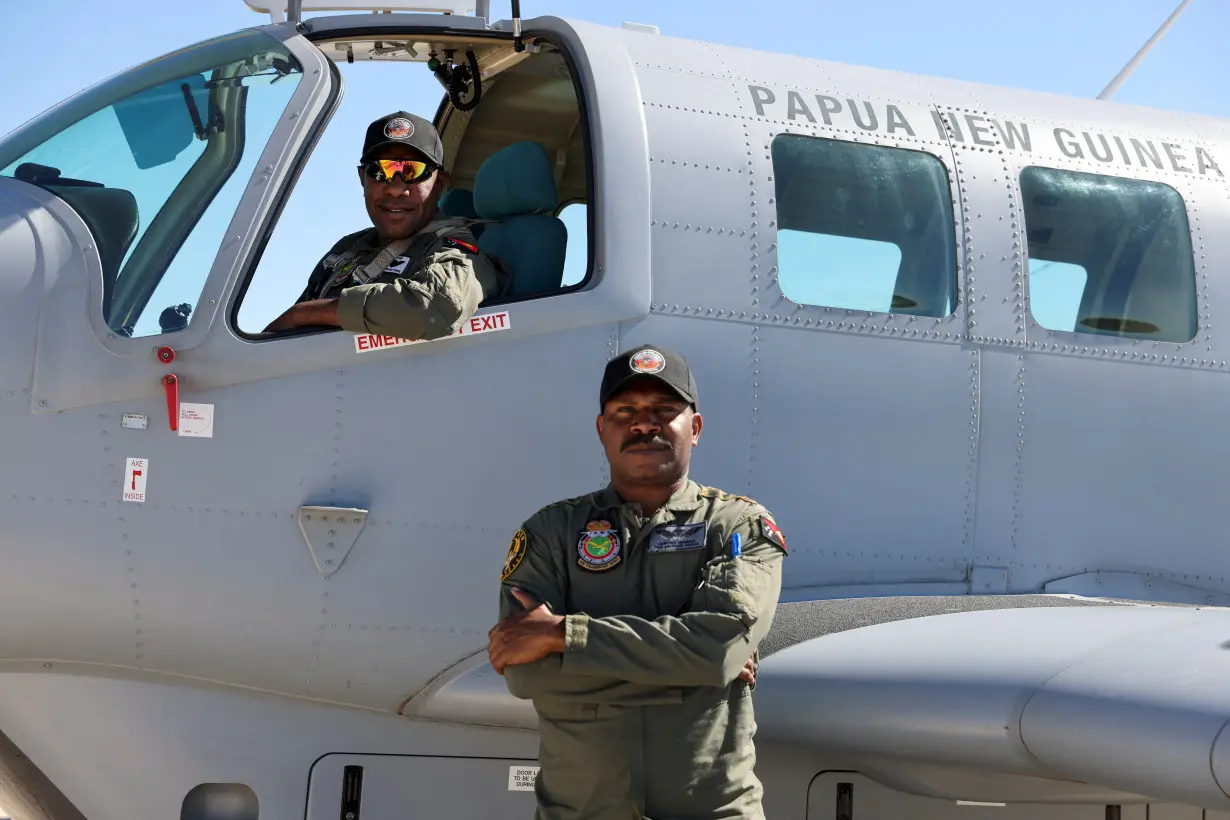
0 29 304 337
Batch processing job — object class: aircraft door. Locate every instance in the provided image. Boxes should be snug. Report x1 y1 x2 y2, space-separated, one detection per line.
806 773 1142 819
306 754 540 819
687 79 978 592
0 22 337 415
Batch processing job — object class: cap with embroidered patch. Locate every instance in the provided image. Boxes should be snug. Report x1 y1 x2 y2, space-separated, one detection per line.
360 111 444 167
599 345 698 409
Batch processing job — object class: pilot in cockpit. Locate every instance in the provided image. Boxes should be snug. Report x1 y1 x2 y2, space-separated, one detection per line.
262 111 509 338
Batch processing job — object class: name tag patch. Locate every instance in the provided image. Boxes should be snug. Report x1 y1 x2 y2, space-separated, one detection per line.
647 522 707 553
384 255 411 275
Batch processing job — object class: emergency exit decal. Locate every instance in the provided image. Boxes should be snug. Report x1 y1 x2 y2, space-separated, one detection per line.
123 458 148 503
353 310 511 353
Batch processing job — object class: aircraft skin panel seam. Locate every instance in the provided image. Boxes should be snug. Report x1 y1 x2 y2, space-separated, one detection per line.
643 303 968 342
645 102 953 155
963 347 982 569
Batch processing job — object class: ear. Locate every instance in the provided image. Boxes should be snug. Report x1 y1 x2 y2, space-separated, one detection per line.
691 410 703 444
595 413 604 439
357 166 366 186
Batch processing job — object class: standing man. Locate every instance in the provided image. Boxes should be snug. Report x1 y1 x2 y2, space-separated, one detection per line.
489 345 788 820
263 111 508 339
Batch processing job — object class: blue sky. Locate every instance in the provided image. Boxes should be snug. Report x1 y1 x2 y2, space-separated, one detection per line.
2 0 1226 334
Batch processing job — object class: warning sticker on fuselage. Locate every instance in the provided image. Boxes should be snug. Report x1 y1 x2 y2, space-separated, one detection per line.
123 457 148 503
353 311 511 353
508 765 539 791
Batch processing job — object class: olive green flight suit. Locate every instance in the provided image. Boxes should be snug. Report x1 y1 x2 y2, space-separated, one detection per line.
298 217 508 340
498 480 788 820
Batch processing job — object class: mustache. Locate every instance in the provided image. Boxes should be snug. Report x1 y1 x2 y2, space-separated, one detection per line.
621 433 672 452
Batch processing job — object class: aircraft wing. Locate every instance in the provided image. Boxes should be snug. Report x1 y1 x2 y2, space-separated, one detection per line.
753 595 1230 809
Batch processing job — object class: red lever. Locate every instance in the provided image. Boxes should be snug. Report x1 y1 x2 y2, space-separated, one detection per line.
162 373 179 432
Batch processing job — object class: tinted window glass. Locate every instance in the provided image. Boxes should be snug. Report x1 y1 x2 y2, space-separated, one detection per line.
0 30 304 338
1021 166 1196 342
770 134 957 317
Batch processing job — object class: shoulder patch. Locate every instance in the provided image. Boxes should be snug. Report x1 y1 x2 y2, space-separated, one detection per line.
760 515 786 552
445 237 479 254
501 529 528 581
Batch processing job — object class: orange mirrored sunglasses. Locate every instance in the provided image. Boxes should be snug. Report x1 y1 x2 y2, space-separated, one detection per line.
360 158 434 183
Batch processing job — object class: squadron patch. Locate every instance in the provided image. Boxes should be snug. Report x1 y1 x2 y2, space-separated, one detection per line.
760 515 787 552
630 349 665 374
577 520 621 571
384 117 414 139
446 237 480 254
501 529 528 581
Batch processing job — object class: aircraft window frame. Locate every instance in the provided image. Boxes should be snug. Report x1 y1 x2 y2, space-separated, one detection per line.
0 29 310 340
555 198 591 290
1018 164 1198 344
767 132 959 319
227 28 597 341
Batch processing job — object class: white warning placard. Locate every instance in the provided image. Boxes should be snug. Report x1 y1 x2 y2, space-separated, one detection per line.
507 765 539 792
178 403 214 438
123 457 148 503
354 310 510 353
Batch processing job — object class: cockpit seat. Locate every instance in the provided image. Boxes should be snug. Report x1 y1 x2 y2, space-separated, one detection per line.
470 141 567 299
41 182 139 321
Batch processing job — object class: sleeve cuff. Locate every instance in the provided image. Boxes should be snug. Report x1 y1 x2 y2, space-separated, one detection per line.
336 286 370 332
564 614 589 654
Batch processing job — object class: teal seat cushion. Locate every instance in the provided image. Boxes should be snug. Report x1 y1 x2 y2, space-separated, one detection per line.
471 141 567 297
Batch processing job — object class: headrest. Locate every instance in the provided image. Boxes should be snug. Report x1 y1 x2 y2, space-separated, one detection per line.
438 188 478 219
473 141 558 220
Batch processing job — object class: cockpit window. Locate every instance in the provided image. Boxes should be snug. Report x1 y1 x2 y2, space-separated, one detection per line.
0 29 304 338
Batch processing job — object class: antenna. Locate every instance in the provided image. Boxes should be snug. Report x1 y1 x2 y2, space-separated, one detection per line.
1097 0 1194 100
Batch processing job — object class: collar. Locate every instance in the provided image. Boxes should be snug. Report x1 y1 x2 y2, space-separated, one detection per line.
590 479 706 517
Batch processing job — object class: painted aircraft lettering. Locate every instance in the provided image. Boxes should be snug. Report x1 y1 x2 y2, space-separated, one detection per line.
748 84 1223 178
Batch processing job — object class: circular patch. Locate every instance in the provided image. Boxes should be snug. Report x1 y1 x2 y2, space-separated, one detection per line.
577 521 621 571
501 529 528 581
384 117 413 139
629 349 665 374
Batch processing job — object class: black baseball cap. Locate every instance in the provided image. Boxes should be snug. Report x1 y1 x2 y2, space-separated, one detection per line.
600 345 698 409
360 111 445 167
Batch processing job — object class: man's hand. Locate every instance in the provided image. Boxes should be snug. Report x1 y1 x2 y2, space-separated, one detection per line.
738 655 756 686
263 299 341 332
488 588 566 675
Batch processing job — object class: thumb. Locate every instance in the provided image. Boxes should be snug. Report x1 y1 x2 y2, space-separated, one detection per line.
510 587 541 610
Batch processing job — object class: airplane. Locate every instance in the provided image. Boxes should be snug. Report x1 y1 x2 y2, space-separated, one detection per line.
0 0 1228 817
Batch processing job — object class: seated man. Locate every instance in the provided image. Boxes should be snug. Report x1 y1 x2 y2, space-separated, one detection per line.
263 111 508 339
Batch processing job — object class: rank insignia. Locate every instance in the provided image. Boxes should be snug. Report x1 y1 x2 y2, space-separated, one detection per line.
446 237 479 254
577 520 621 571
760 515 786 552
501 529 528 581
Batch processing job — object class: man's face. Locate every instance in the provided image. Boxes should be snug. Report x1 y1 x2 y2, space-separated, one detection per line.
596 379 702 487
359 144 448 241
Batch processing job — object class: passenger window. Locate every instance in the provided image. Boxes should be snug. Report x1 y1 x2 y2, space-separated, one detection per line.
1020 166 1196 342
0 29 304 338
558 201 588 288
769 133 956 318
